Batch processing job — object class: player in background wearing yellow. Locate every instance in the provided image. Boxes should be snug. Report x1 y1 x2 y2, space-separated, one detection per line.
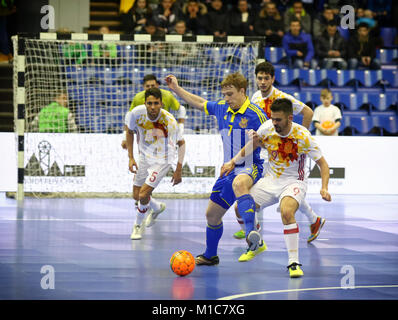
233 61 325 243
125 88 185 239
221 98 331 277
166 72 268 265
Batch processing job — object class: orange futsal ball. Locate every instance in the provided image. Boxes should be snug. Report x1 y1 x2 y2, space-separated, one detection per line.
321 120 334 129
170 250 195 276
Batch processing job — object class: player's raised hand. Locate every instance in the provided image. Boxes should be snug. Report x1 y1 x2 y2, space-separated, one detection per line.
220 160 235 177
320 188 331 202
165 75 178 91
129 158 138 174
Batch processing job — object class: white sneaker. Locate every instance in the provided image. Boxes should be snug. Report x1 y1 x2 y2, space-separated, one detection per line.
145 202 166 227
130 224 144 240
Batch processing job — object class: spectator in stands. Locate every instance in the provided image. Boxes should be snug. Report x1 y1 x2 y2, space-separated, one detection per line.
283 0 312 35
92 26 118 66
347 23 381 70
313 89 341 136
367 0 392 27
59 28 88 65
228 0 255 36
315 21 347 69
120 0 153 34
356 8 377 29
138 19 166 64
153 0 182 34
254 1 284 47
313 5 339 39
0 0 15 64
170 20 193 36
206 0 229 38
140 18 165 36
181 0 208 35
282 18 317 69
31 91 78 133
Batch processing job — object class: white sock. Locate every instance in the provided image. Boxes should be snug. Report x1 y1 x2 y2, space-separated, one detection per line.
283 223 300 265
136 201 149 225
149 197 161 212
300 200 317 224
237 217 245 231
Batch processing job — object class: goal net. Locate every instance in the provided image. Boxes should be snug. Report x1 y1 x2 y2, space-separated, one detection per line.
13 33 263 199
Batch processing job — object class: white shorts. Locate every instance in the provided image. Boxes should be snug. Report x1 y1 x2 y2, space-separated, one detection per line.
133 155 172 188
250 175 307 210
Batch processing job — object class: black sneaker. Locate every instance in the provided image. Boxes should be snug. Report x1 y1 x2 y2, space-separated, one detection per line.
195 254 219 266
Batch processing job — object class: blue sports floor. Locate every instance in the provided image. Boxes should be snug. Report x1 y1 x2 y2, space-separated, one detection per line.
1 192 398 300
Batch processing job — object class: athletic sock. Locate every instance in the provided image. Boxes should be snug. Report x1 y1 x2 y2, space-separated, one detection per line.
149 196 161 212
236 194 256 237
283 223 300 265
300 200 317 224
236 217 246 232
204 222 223 258
136 201 149 225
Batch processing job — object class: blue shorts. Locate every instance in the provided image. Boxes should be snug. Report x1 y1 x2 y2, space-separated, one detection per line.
210 163 263 210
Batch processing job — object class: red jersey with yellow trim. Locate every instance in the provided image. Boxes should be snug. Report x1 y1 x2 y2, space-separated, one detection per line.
257 120 322 181
251 87 306 119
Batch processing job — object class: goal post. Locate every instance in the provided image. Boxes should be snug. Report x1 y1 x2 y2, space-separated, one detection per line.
13 33 265 200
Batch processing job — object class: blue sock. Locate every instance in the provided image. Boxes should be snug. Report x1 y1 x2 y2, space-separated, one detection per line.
237 194 256 238
204 222 223 258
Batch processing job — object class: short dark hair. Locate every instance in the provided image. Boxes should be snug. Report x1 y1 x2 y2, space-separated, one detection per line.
145 87 162 101
143 74 160 84
270 98 293 115
255 61 275 77
357 22 369 30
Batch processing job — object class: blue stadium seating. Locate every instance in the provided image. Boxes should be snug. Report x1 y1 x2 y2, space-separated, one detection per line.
371 112 398 135
377 49 398 64
342 113 372 135
265 47 285 64
337 26 350 41
380 28 397 48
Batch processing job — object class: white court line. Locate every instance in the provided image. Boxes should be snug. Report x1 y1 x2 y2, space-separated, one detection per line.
217 284 398 300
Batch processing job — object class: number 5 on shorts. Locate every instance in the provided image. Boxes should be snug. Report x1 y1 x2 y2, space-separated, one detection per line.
149 171 158 183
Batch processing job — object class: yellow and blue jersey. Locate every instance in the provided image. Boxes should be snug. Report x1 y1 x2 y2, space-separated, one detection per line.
204 97 268 168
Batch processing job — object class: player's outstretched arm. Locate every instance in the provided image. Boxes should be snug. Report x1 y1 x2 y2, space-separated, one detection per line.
172 139 185 186
165 75 207 112
316 156 331 202
300 105 314 129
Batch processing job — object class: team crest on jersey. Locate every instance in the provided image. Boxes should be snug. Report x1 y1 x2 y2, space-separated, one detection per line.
239 117 248 128
277 137 299 163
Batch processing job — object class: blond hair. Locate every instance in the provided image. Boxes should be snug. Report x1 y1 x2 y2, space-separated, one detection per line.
220 72 247 93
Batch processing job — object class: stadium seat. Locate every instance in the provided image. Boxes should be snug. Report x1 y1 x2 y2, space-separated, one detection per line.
380 28 398 48
337 26 350 41
265 47 285 64
371 112 398 135
377 49 398 64
381 69 398 87
299 69 327 86
342 113 372 135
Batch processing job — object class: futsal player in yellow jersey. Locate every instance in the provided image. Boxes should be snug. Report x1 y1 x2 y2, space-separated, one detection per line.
234 61 326 243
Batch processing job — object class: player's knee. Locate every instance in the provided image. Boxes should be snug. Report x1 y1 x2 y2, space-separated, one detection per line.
232 176 250 196
138 190 151 204
205 210 221 225
281 210 295 224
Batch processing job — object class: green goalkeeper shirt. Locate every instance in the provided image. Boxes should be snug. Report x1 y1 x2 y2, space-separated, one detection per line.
129 89 180 112
38 102 70 133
